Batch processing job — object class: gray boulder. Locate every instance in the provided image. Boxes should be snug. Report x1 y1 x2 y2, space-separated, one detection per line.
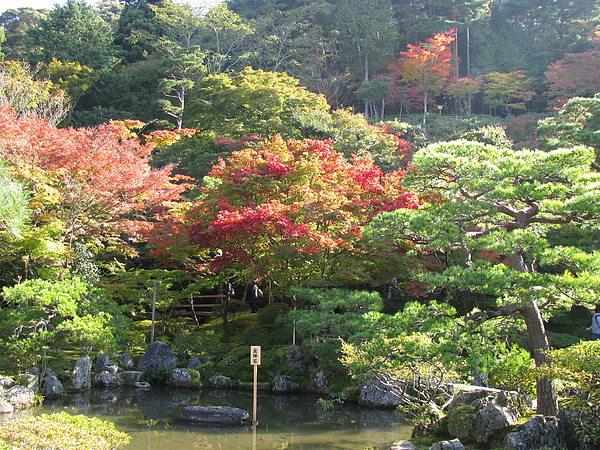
19 374 39 393
168 368 201 389
94 372 125 387
43 375 66 398
359 375 406 408
285 345 303 369
95 354 119 374
180 406 249 425
208 375 236 388
1 385 37 409
272 375 299 393
429 439 465 450
71 356 92 390
446 387 526 444
311 370 328 392
117 353 135 369
187 356 203 370
137 341 178 372
503 415 566 450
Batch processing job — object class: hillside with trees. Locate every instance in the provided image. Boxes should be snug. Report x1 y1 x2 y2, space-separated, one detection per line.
1 0 600 448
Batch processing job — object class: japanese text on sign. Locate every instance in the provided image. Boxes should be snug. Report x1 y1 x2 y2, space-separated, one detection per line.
250 346 261 366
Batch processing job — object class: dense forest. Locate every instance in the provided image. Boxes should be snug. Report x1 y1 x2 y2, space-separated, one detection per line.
1 0 600 448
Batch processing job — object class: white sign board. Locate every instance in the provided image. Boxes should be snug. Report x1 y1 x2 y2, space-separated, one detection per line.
250 346 261 366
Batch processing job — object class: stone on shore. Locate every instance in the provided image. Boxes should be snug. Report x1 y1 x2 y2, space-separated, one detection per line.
43 375 66 398
71 356 92 391
0 385 37 409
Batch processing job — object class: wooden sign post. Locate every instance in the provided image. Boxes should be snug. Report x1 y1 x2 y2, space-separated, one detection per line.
250 346 261 429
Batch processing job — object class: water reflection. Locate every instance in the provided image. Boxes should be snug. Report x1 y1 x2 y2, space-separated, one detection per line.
40 387 413 449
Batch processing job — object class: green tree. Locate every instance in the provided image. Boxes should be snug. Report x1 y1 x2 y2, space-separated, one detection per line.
355 76 393 120
114 0 161 63
0 27 5 61
480 70 535 115
151 0 208 130
0 163 30 239
157 43 205 130
333 0 397 82
366 140 600 416
26 0 116 70
1 278 127 369
0 8 49 61
38 59 98 124
0 60 70 126
536 94 600 165
444 76 482 115
188 67 330 138
75 54 166 125
199 3 254 74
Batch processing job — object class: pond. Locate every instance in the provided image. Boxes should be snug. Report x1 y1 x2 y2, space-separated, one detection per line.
35 387 413 449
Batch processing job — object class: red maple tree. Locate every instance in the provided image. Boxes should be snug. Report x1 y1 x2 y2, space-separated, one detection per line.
0 105 192 256
187 135 418 293
388 30 455 125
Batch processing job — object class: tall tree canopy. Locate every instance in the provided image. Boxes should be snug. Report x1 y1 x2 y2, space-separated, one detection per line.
25 0 116 70
188 67 330 138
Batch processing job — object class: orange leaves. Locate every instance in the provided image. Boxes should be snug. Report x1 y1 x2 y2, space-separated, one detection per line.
189 135 418 278
0 106 189 247
387 29 455 110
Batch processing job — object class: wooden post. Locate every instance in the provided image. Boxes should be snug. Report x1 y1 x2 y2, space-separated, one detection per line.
250 346 261 428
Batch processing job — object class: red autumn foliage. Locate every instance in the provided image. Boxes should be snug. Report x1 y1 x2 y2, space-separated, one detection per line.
188 135 418 279
0 105 191 245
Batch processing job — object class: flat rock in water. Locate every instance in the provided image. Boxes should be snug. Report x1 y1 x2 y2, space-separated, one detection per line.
180 406 250 425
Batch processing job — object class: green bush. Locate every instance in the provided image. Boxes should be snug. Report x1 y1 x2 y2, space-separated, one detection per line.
258 303 291 325
545 341 600 450
0 411 130 449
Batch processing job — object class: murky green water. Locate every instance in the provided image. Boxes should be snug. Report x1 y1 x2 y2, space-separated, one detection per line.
34 387 413 449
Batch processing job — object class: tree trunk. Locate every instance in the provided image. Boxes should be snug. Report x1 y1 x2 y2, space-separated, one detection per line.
508 253 558 416
423 91 429 126
521 300 558 416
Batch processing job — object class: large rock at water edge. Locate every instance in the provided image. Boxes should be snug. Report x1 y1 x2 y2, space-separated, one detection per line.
43 375 66 398
0 401 14 413
94 372 125 387
180 406 250 425
117 353 135 369
168 368 202 389
137 341 179 372
0 376 13 390
0 385 37 409
504 415 566 450
122 371 143 386
359 375 406 408
446 387 527 444
95 354 119 374
71 356 92 390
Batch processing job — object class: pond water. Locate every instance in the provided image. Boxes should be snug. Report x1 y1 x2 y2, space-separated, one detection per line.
34 387 413 449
